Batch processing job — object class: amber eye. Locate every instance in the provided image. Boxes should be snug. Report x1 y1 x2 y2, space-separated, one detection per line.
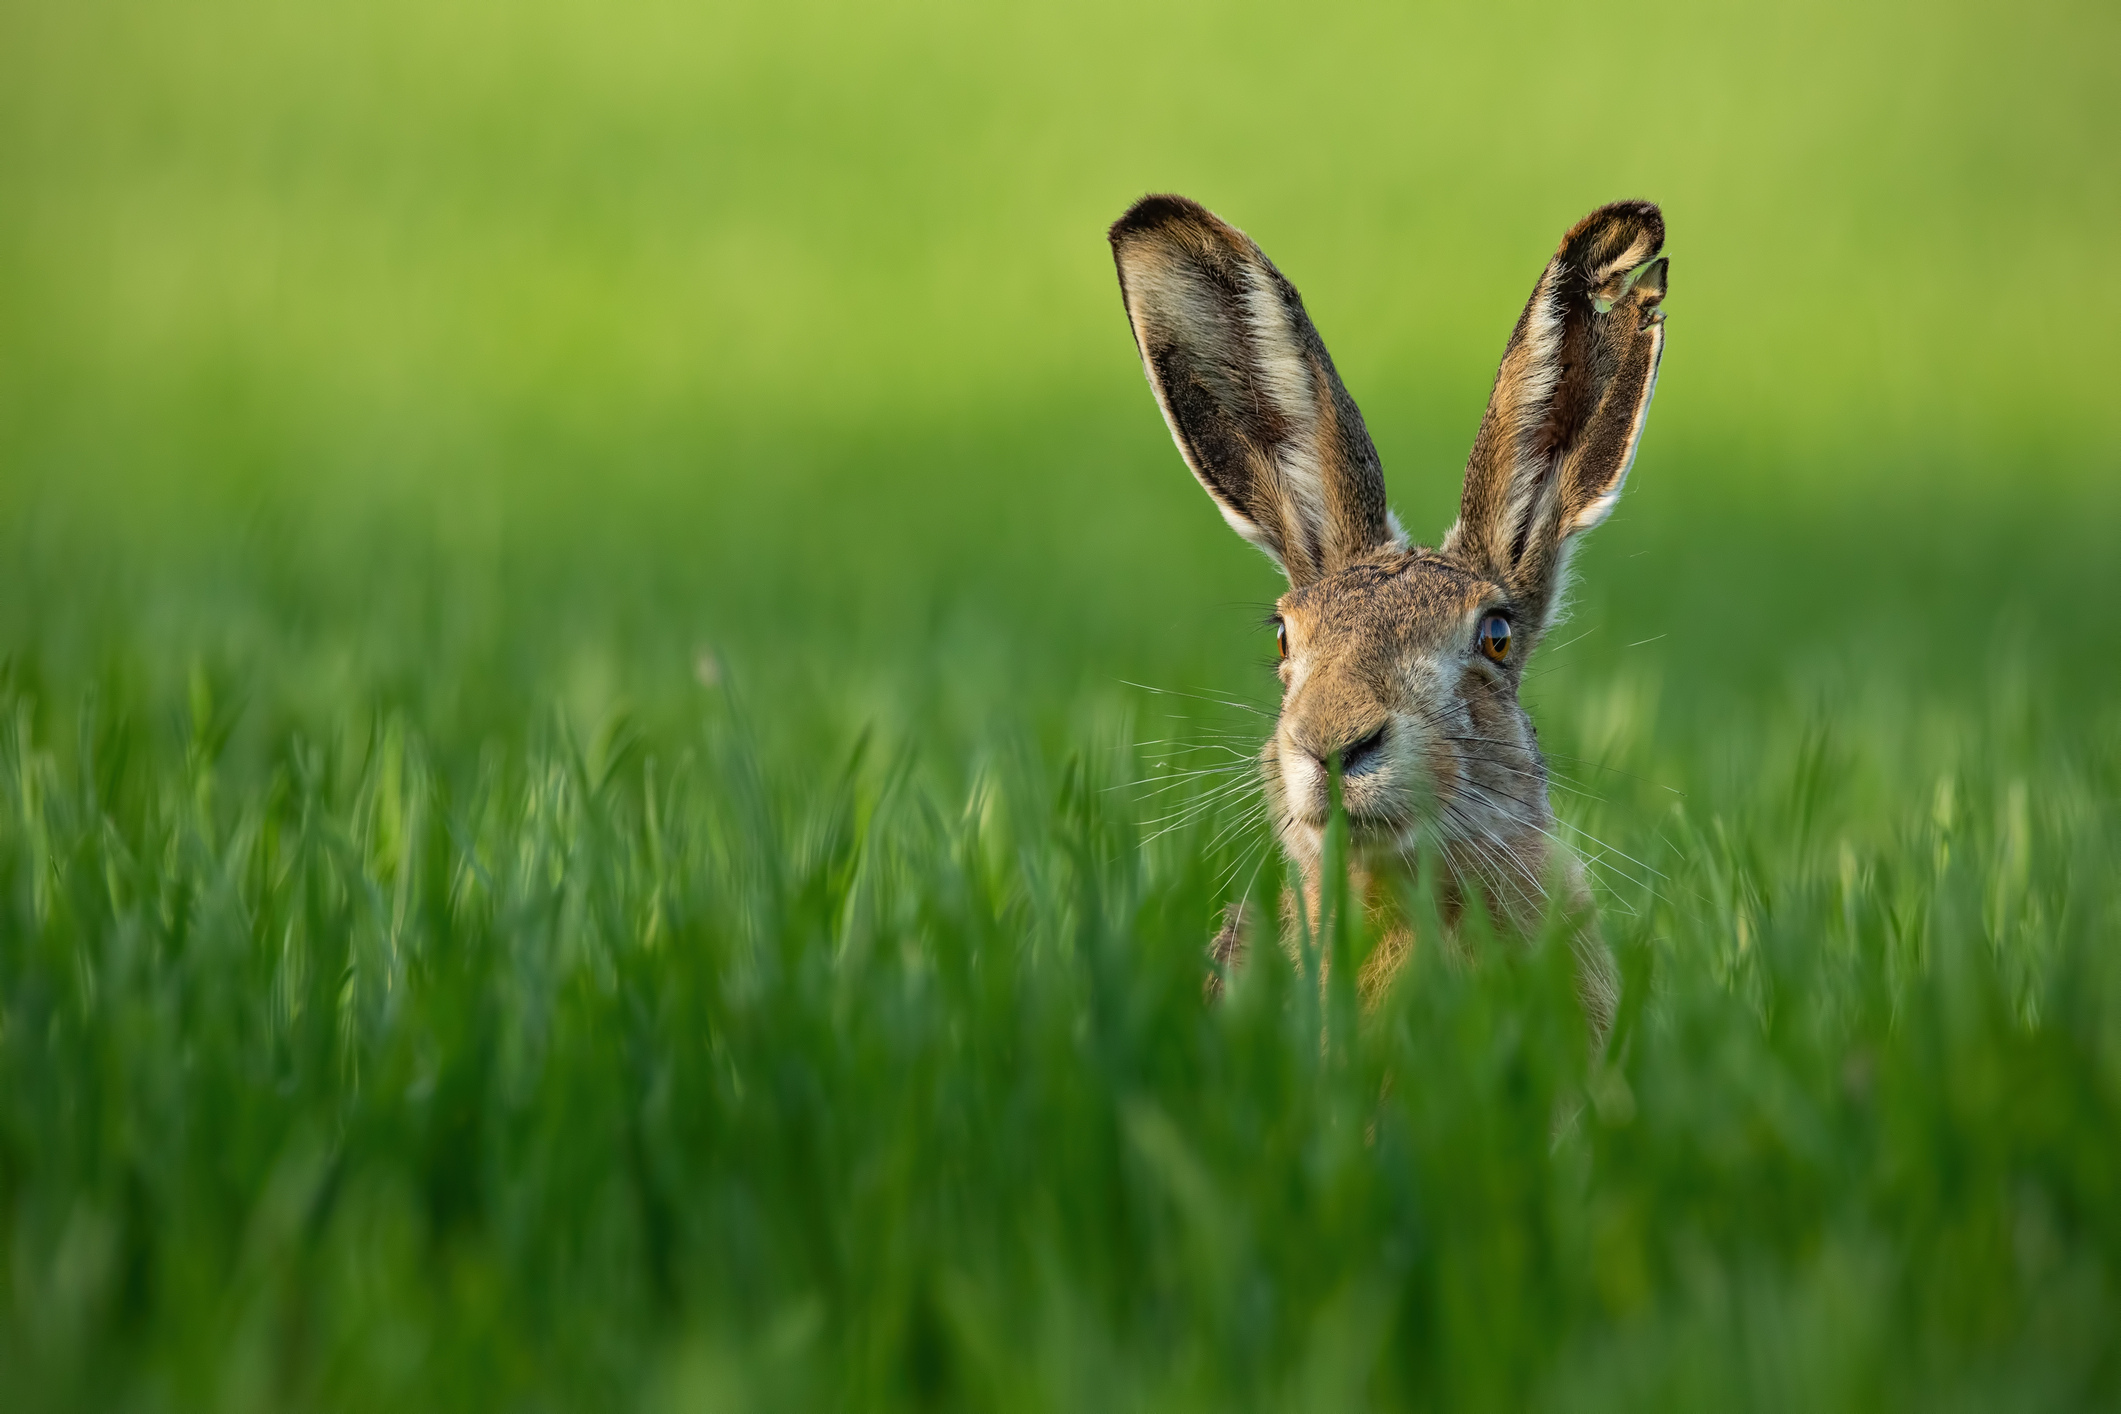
1274 621 1289 660
1477 614 1512 663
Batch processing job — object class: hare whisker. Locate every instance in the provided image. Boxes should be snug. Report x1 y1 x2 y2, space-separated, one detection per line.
1444 809 1549 905
1118 681 1272 719
1449 777 1657 897
1141 781 1265 844
1138 777 1260 830
1449 746 1608 804
1138 789 1256 837
1128 738 1260 757
1203 799 1271 864
1439 735 1664 797
1109 762 1256 793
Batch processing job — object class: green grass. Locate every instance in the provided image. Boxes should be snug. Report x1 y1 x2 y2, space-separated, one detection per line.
6 573 2120 1411
3 0 2120 1407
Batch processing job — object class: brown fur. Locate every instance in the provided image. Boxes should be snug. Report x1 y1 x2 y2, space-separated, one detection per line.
1109 195 1399 584
1112 196 1671 1038
1447 203 1668 629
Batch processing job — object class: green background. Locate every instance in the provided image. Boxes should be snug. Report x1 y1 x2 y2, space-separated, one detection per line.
6 0 2116 724
2 0 2118 1407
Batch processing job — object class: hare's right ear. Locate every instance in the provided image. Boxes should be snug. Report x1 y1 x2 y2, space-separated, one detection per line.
1110 195 1401 587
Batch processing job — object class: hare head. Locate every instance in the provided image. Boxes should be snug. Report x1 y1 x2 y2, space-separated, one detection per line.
1109 195 1666 996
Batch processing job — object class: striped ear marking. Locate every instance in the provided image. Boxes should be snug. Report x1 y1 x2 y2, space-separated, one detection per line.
1445 201 1669 622
1110 194 1400 586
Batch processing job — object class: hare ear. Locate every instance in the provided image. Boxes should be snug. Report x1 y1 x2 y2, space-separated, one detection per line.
1444 201 1668 625
1110 195 1401 587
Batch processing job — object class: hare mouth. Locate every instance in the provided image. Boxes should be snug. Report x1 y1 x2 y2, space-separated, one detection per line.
1292 794 1417 837
1344 816 1406 846
1282 811 1426 867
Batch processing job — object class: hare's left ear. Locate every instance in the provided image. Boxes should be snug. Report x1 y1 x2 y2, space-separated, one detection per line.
1444 201 1668 627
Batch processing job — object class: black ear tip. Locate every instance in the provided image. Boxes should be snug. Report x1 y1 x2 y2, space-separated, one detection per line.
1624 200 1666 250
1109 193 1214 247
1591 198 1663 231
1560 199 1666 275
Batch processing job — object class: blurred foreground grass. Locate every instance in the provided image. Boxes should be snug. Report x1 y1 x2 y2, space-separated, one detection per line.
3 0 2120 1407
4 644 2119 1410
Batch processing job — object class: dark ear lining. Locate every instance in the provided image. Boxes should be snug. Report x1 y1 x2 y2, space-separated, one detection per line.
1445 201 1668 622
1110 194 1400 586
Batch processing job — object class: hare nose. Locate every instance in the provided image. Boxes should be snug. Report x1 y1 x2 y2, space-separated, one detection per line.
1310 723 1389 777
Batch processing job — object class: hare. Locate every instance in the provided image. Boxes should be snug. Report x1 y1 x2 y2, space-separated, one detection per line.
1109 195 1669 1032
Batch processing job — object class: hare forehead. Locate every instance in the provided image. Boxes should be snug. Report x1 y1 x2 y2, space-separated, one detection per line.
1281 556 1494 653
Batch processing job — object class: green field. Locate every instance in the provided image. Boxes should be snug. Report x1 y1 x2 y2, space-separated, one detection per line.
4 0 2120 1407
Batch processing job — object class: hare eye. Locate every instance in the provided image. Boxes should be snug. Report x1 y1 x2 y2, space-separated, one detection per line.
1477 614 1512 663
1274 621 1289 660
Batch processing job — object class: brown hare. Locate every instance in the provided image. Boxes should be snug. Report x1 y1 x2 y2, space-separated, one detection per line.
1109 195 1669 1032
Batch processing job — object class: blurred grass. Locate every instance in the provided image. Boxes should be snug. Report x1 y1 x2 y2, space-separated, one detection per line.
3 0 2117 715
4 641 2118 1410
1 0 2119 1407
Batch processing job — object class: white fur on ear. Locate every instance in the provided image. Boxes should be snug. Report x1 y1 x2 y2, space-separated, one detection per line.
1111 194 1401 586
1494 268 1568 564
1206 488 1281 563
1447 202 1667 615
1119 241 1284 566
1237 266 1331 568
